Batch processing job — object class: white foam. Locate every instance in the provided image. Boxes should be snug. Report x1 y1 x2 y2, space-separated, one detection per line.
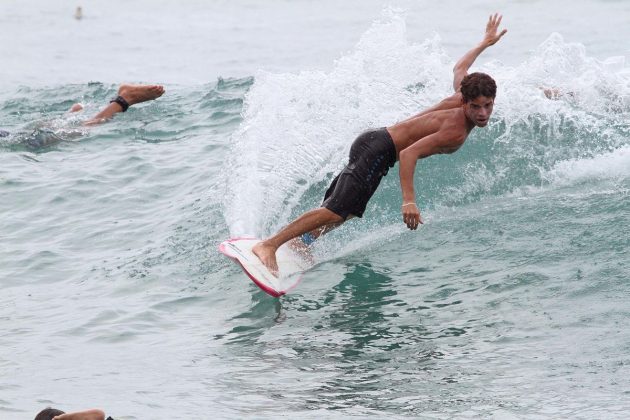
546 146 630 184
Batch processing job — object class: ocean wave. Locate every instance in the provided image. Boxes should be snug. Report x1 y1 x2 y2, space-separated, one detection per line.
545 145 630 184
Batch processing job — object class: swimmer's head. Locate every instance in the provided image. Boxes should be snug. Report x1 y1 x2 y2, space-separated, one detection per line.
34 408 65 420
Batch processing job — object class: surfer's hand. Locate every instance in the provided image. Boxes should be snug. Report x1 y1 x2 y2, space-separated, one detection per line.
402 203 423 230
483 13 507 47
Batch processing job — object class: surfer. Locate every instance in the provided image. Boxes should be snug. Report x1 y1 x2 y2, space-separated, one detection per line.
253 14 507 275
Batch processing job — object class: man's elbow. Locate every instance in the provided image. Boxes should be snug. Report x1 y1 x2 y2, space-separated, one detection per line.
398 148 410 163
400 147 428 162
453 64 466 76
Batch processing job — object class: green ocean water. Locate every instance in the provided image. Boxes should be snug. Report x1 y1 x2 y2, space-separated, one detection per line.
1 5 630 420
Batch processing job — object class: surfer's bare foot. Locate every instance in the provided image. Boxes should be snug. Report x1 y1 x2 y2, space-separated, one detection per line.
252 241 279 276
117 84 165 106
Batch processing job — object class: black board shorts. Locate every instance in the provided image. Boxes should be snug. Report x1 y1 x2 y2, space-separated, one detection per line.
322 128 397 219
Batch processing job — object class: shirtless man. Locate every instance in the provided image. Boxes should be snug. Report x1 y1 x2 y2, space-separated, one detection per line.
253 14 507 275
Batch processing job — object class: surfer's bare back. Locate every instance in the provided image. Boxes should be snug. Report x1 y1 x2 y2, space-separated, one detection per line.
253 14 507 275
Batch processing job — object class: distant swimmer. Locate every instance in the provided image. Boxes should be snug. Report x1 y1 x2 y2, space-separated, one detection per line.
253 14 507 275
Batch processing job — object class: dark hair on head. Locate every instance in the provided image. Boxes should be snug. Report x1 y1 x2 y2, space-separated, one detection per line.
34 407 65 420
460 72 497 103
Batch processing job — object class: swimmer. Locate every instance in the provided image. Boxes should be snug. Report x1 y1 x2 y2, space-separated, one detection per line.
34 407 113 420
78 84 165 126
2 84 165 148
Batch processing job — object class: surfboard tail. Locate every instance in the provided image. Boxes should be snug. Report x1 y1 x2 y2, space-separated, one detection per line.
219 237 307 297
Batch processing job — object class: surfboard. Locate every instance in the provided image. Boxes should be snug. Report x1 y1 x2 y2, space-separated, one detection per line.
219 237 310 297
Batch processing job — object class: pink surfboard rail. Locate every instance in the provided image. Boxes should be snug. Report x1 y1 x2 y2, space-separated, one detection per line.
219 237 305 297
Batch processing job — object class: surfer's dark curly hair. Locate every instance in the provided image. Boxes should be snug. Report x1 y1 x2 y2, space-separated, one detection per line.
460 72 497 103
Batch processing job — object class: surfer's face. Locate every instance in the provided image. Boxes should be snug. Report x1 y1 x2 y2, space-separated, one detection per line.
464 96 494 127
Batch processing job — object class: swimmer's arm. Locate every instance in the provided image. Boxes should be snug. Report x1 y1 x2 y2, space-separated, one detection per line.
398 129 465 229
53 409 106 420
453 13 507 92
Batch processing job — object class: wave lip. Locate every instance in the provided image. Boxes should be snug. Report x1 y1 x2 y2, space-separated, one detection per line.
546 145 630 185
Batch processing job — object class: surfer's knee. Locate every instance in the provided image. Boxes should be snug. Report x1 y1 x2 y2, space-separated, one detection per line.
318 207 344 224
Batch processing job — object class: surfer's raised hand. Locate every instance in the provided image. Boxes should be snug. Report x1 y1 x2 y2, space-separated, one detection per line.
452 14 506 91
482 13 507 47
402 202 423 230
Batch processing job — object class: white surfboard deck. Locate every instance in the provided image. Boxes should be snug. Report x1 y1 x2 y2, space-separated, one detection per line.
219 237 310 297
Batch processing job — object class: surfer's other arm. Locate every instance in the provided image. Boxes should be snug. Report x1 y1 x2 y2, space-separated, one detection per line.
452 13 507 92
398 128 466 230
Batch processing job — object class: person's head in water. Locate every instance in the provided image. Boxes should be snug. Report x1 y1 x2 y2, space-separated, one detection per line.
460 72 497 127
34 408 106 420
34 408 65 420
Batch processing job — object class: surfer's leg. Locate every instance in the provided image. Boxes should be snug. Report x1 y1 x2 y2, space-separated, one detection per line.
297 215 353 245
83 84 165 126
253 207 344 275
289 218 349 261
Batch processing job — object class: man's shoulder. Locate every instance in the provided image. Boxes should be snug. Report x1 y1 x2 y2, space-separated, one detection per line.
429 93 463 116
442 109 470 136
441 91 463 104
437 106 465 123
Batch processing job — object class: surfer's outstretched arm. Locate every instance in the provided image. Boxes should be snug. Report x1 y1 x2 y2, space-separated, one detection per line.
399 128 466 230
452 13 507 92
